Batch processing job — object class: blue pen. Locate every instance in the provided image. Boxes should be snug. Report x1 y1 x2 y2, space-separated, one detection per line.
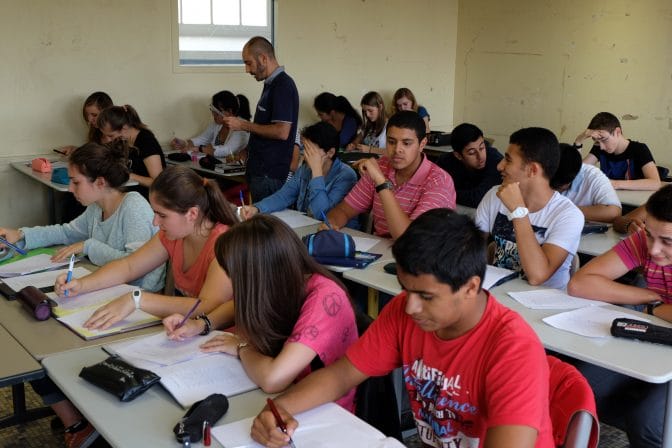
321 211 332 230
0 236 27 256
239 190 245 207
64 254 75 297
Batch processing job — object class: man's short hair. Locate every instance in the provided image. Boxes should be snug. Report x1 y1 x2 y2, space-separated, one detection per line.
451 123 484 153
509 127 560 180
244 36 275 59
588 112 621 133
392 209 486 291
301 121 339 160
550 143 583 189
646 184 672 223
387 111 426 141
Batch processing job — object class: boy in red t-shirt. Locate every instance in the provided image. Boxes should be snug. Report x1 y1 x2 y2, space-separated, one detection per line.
250 208 554 448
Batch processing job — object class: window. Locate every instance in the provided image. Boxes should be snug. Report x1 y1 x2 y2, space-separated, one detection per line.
176 0 273 66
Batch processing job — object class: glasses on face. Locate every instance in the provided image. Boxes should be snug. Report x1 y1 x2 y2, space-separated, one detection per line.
209 104 225 118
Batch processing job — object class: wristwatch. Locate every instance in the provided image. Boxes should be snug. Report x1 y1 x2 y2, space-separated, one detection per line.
647 302 663 315
375 180 393 193
507 207 529 221
236 340 250 359
132 289 142 310
572 142 583 149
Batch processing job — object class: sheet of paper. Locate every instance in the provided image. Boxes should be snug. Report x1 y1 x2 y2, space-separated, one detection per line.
108 331 227 367
271 210 320 229
0 253 71 277
56 307 160 340
49 284 136 317
508 289 608 309
155 354 258 407
482 265 517 290
213 402 405 448
542 306 650 338
1 266 91 292
352 236 380 253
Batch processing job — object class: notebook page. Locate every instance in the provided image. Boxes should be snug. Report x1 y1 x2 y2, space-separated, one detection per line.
271 210 320 229
2 266 91 292
542 306 650 338
508 289 608 310
56 308 160 340
49 284 136 317
0 254 71 277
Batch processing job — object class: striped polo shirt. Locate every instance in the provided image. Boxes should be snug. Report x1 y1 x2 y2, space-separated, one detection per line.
344 155 456 237
614 229 672 303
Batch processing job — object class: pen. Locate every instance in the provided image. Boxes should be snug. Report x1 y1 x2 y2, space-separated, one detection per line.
266 398 296 448
64 254 75 297
239 190 245 207
202 420 211 447
176 298 201 329
0 236 27 256
52 148 67 156
321 211 332 230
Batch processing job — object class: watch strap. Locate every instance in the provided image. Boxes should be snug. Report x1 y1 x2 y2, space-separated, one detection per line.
132 289 142 310
375 180 393 193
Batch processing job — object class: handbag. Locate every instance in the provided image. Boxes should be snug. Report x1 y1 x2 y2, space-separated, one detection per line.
79 356 161 402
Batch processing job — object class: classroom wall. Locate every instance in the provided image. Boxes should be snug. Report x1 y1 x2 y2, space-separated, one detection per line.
0 0 458 227
453 0 672 167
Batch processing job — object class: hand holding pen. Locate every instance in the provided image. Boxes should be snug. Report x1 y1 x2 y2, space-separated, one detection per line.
64 254 75 297
0 235 27 256
249 399 298 448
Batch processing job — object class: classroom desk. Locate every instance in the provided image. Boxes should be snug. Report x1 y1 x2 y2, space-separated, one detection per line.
423 144 452 155
165 151 247 184
43 346 267 448
616 187 660 209
0 324 51 429
577 227 624 257
0 291 160 361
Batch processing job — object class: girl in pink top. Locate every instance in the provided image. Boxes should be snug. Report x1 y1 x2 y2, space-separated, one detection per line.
165 215 358 410
55 165 239 331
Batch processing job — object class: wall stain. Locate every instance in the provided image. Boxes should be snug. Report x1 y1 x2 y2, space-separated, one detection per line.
481 51 542 57
622 114 638 120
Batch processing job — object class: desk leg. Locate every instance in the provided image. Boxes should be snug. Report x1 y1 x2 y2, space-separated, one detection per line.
0 383 53 429
367 288 379 319
47 189 56 225
664 381 672 448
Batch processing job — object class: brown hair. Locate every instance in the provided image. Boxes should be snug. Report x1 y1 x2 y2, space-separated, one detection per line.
69 141 129 189
392 87 418 114
214 214 350 356
149 166 237 227
97 104 151 135
83 91 113 144
360 91 386 137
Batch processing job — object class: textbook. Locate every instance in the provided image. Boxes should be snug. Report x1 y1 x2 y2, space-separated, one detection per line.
56 307 160 341
212 402 405 448
105 331 258 408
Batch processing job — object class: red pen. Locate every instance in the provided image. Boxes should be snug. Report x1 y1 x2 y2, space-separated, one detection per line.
202 420 211 446
266 398 296 448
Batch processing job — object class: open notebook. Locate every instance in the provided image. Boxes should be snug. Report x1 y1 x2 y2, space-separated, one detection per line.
213 402 405 448
105 331 258 408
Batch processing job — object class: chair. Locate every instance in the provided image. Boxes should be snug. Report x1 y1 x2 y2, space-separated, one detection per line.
547 355 599 448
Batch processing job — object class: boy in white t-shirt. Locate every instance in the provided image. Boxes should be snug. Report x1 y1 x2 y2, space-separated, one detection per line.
476 127 584 289
551 143 621 223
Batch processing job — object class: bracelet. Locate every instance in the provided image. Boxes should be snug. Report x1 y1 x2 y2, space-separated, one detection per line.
625 220 633 233
194 313 211 335
647 302 663 315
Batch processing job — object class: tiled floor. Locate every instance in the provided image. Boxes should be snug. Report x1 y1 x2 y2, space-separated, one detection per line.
0 383 630 447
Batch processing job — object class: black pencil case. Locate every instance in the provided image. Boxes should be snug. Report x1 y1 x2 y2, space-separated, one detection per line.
17 286 53 320
174 393 229 443
611 318 672 346
79 356 161 402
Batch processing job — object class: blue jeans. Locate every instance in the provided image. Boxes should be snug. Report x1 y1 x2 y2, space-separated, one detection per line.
248 175 284 203
573 360 665 448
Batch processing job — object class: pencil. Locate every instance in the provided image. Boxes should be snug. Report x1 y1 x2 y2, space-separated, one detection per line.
266 398 296 448
176 298 201 329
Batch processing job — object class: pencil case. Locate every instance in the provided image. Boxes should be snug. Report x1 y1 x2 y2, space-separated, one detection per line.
611 318 672 346
79 356 161 402
51 167 69 185
17 285 52 320
303 229 356 258
31 157 52 173
174 393 229 443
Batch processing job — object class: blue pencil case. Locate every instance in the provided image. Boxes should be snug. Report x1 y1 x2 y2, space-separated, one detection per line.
312 251 382 269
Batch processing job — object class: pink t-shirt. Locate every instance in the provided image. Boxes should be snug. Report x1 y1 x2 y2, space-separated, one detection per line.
344 155 456 237
158 223 228 297
614 229 672 303
287 274 358 411
347 292 554 448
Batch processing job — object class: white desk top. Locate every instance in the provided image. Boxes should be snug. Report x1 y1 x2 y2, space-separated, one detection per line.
617 188 659 208
165 151 247 182
43 346 268 448
11 160 70 192
492 279 672 384
577 228 624 257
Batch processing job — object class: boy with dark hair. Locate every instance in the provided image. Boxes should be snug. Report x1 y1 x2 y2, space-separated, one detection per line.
476 127 584 288
437 123 503 207
325 111 455 239
576 111 660 190
552 143 621 222
251 209 553 448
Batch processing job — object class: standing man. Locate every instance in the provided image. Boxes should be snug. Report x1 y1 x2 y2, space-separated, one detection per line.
223 36 299 202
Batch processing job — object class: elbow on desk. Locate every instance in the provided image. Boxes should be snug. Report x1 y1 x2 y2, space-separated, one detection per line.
257 377 292 395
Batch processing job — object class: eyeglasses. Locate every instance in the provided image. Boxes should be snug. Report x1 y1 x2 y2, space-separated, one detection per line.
209 104 225 117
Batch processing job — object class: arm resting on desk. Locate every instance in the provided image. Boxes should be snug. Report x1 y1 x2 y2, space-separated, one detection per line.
579 204 621 223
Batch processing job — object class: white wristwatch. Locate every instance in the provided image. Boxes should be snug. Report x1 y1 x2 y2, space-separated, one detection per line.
132 289 142 310
507 207 529 221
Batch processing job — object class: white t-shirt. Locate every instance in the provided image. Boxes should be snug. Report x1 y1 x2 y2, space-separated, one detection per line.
476 188 584 289
561 164 621 208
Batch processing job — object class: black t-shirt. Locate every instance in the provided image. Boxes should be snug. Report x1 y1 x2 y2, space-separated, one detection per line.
128 128 166 178
589 140 654 180
437 146 503 207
